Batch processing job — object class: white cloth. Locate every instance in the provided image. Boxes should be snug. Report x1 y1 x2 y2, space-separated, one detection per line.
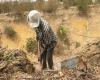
27 10 40 28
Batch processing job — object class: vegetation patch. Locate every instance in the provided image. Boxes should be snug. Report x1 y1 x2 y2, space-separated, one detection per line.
4 26 17 39
57 25 69 41
57 25 71 50
77 0 90 16
26 38 37 53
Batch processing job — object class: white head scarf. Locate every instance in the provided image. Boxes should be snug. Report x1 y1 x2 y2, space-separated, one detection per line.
27 10 41 28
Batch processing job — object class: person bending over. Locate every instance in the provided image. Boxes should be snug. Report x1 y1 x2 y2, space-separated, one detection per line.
27 10 57 70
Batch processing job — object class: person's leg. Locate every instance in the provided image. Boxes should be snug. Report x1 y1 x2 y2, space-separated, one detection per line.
47 42 56 69
40 48 47 69
47 48 54 69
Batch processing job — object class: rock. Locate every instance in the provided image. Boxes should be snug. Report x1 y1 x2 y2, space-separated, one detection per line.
61 56 81 69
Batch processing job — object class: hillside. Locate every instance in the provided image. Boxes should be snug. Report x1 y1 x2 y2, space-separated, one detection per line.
0 5 100 80
0 6 100 49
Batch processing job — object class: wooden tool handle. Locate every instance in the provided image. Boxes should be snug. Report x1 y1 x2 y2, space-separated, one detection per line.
37 41 41 62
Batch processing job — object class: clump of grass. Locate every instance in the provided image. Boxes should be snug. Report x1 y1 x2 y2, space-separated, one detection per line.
26 38 37 53
4 26 17 39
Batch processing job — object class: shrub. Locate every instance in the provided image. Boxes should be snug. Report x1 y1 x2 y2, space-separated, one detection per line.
0 2 11 13
12 1 35 22
57 25 69 41
43 0 59 13
63 0 92 9
4 26 17 39
26 38 37 53
57 25 70 49
0 1 35 21
63 0 77 9
77 0 90 16
0 1 34 13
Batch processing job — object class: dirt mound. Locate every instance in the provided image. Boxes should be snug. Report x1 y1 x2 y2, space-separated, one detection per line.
0 39 100 80
67 38 100 80
73 38 100 66
79 39 100 57
29 38 100 80
0 47 35 80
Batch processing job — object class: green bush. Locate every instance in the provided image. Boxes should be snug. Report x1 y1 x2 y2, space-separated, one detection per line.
57 25 71 47
26 38 37 53
4 26 17 39
57 25 69 41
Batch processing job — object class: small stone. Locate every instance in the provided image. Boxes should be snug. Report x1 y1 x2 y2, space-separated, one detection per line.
58 71 63 76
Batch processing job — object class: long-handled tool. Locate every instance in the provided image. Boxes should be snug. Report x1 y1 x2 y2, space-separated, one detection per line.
37 41 40 62
37 41 43 70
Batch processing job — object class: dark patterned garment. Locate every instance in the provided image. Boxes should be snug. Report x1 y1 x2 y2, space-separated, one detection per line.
35 18 57 69
35 18 57 48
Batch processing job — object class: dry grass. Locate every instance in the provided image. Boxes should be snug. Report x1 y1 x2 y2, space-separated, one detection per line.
43 0 59 13
1 23 35 50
